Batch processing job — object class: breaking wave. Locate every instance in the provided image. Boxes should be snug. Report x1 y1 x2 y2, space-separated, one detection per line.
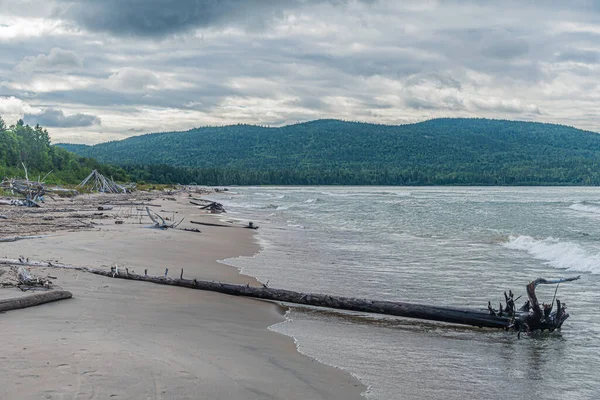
305 198 323 203
569 201 600 215
504 235 600 274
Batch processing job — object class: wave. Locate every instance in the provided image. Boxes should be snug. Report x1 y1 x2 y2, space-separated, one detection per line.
504 235 600 273
305 198 322 204
287 224 306 229
569 201 600 215
235 203 278 210
318 190 411 198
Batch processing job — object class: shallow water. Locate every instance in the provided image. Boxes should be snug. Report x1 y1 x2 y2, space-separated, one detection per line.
218 187 600 399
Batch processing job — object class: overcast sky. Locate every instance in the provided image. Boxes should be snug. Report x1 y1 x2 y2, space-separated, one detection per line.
1 0 600 144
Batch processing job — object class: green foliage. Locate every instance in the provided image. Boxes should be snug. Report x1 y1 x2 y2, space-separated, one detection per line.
0 115 128 184
58 118 600 185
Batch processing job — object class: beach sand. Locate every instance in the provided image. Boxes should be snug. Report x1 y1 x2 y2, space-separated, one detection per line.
0 192 365 399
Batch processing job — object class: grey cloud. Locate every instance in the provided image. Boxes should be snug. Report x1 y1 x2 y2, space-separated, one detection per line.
405 74 462 90
404 95 465 111
480 37 529 60
23 108 101 127
57 0 368 37
15 48 83 72
4 0 600 142
31 81 239 110
556 49 600 64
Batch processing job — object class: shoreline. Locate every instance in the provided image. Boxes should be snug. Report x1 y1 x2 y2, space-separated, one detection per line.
0 190 366 399
211 194 373 398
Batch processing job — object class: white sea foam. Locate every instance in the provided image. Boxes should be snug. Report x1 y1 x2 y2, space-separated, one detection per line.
318 190 410 198
305 198 322 203
569 202 600 214
504 235 600 273
287 224 306 229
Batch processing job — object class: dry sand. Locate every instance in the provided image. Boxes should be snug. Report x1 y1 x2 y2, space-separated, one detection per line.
0 192 365 399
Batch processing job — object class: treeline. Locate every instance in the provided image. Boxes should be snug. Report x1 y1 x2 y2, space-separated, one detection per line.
124 163 600 186
0 117 128 184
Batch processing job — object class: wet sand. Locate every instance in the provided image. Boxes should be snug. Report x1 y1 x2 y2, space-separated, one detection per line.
0 192 365 399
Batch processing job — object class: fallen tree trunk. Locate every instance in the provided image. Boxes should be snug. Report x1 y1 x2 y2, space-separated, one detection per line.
190 220 258 229
0 258 578 332
0 290 72 313
0 199 40 207
0 258 518 329
190 220 232 228
0 235 47 243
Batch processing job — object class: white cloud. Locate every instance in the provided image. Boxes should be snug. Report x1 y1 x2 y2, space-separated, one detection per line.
0 96 35 124
107 68 160 92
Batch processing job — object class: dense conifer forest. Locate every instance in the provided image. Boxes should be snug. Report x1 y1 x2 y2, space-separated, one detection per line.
58 118 600 185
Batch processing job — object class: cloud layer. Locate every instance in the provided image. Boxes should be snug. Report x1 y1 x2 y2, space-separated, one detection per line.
1 0 600 143
15 47 83 72
23 108 100 127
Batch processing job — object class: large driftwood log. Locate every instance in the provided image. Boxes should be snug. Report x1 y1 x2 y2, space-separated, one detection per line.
190 220 258 229
0 258 578 332
0 235 47 243
0 258 519 329
0 290 72 313
190 220 233 228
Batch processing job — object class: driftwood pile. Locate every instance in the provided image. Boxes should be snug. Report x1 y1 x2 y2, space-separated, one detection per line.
1 164 79 208
78 170 133 194
0 163 51 207
0 264 55 290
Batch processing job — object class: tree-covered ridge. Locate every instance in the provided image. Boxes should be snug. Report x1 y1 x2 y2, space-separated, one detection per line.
0 116 127 184
58 118 600 185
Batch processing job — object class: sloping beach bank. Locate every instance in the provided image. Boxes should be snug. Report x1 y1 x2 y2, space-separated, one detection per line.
0 192 365 399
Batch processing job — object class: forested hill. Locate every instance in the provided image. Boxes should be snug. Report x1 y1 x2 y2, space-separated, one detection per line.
0 117 127 184
58 118 600 185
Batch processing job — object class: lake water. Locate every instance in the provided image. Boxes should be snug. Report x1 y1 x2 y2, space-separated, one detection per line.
216 187 600 399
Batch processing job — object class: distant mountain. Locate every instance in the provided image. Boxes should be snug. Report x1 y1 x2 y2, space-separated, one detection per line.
58 118 600 185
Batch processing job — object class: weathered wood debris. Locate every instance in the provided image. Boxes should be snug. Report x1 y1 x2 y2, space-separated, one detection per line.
0 264 55 290
0 164 49 207
0 290 72 313
78 169 133 193
189 199 225 213
1 164 78 207
0 258 579 335
190 220 258 229
146 207 184 229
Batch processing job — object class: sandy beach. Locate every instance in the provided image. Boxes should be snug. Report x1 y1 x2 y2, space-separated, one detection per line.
0 191 365 399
